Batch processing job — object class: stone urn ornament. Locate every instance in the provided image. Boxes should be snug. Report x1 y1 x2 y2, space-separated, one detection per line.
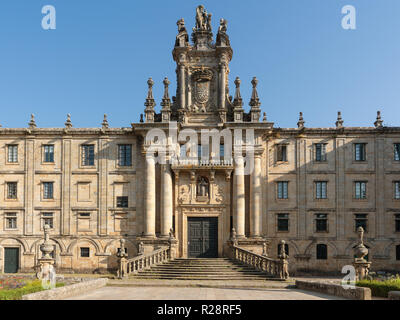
40 225 54 259
354 226 368 262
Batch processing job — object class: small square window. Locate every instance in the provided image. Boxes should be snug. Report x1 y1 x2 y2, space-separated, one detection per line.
42 212 54 229
315 143 327 162
43 145 54 163
7 145 18 163
80 247 90 257
5 213 17 229
354 143 366 161
315 181 327 199
7 182 17 199
81 145 95 166
277 145 287 162
277 182 288 199
355 214 368 232
117 196 128 208
394 182 400 200
316 244 327 260
315 214 328 232
43 182 54 199
394 143 400 161
118 145 132 166
355 182 367 199
277 213 289 232
79 212 91 217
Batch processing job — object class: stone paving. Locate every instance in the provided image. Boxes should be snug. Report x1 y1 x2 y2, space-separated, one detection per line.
65 286 343 300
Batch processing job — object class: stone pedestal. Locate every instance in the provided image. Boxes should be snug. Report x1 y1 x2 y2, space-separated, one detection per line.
353 260 371 281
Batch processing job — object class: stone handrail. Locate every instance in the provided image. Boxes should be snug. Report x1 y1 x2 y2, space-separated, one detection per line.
117 246 170 279
231 245 289 280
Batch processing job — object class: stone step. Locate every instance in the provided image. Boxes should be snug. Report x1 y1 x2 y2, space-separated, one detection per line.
137 271 266 275
131 275 279 281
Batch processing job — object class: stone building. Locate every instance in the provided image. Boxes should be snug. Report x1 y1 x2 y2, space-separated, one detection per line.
0 6 399 275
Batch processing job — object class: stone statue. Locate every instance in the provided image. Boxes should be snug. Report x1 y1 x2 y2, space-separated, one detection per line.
197 177 209 197
230 228 238 246
138 241 144 256
218 18 227 34
216 18 230 47
206 13 212 31
175 18 189 47
195 5 205 30
279 240 289 280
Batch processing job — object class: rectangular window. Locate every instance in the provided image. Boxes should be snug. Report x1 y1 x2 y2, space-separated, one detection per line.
354 143 366 161
43 182 54 199
79 212 91 217
315 181 327 199
395 214 400 232
316 244 328 260
81 145 95 166
80 247 90 257
277 182 288 199
118 144 132 166
43 145 54 163
277 145 287 162
7 182 17 199
219 145 225 161
7 145 18 163
315 143 327 162
42 212 54 229
5 213 17 229
180 144 187 159
394 143 400 161
355 214 368 232
315 214 328 232
395 181 400 200
277 213 289 232
355 181 367 199
116 196 128 208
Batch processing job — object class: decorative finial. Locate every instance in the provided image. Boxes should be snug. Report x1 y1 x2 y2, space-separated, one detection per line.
336 111 344 128
28 114 37 128
65 114 72 128
233 77 243 107
263 112 267 122
297 112 305 129
249 77 260 107
162 77 170 100
147 77 154 100
374 110 383 128
140 114 144 123
102 114 109 129
144 78 156 123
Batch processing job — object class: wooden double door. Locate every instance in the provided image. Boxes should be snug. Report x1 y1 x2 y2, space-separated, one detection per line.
188 217 218 258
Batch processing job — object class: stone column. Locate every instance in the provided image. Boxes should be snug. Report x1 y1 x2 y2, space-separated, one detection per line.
180 65 186 109
144 155 156 237
250 154 262 238
161 163 173 237
220 63 226 110
234 156 245 238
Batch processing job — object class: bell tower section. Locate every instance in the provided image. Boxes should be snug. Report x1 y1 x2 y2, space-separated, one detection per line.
172 5 233 125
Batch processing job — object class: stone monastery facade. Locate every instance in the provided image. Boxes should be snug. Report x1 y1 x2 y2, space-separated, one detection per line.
0 6 399 275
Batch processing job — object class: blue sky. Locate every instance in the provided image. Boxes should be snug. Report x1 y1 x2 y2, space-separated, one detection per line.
0 0 399 128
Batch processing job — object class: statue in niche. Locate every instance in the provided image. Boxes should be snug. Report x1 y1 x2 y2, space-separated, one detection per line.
197 177 209 197
175 18 189 47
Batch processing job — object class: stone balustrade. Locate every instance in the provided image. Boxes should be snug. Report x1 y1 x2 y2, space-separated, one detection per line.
117 246 171 279
231 245 288 280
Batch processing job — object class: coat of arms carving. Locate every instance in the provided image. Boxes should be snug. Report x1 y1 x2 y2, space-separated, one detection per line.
192 68 213 111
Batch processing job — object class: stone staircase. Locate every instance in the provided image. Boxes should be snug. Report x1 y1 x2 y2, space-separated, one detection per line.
130 258 281 281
